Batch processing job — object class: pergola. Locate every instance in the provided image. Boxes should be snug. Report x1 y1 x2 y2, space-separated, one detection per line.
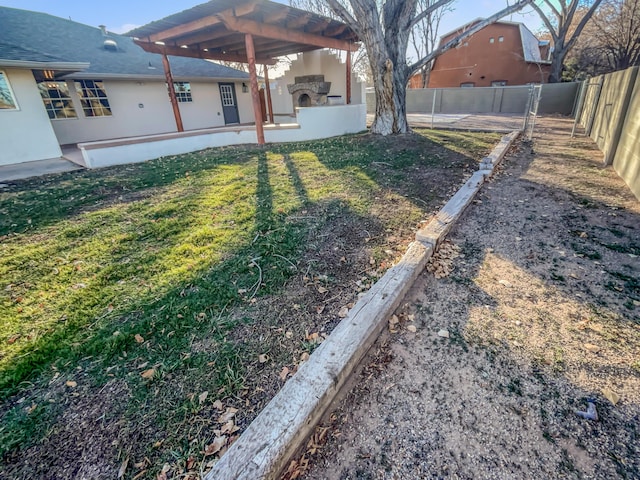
127 0 359 145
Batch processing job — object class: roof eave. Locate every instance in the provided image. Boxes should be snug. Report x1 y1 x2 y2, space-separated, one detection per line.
0 59 90 71
58 72 250 81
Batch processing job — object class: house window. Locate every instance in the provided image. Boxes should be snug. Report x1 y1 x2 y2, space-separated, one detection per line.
498 36 504 42
173 82 192 102
38 81 77 119
491 80 508 87
489 37 495 43
460 82 475 87
0 71 18 110
74 80 112 117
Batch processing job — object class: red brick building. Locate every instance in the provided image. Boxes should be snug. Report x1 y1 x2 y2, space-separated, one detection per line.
413 20 551 88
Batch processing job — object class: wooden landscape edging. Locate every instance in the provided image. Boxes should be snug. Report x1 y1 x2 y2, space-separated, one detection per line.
205 130 521 480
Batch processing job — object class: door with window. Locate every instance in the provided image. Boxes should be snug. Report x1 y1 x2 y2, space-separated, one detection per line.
219 83 239 124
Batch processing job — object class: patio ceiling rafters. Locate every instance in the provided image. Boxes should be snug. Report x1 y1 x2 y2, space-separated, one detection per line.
127 0 359 145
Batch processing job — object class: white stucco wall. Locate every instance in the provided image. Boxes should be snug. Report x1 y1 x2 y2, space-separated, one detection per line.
0 68 62 165
79 104 366 168
270 50 365 116
51 79 253 145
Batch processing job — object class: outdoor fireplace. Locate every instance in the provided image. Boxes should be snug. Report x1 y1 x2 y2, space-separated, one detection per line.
287 75 331 107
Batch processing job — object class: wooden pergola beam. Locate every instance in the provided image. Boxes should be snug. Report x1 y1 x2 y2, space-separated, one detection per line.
325 24 348 36
134 40 277 65
307 19 331 34
245 33 265 145
262 8 290 24
218 13 359 51
167 27 231 48
286 14 312 29
257 44 320 58
145 1 259 42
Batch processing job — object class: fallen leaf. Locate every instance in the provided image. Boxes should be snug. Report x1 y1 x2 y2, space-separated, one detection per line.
258 354 268 363
406 325 417 333
279 366 290 381
316 305 325 314
141 368 156 379
602 388 620 405
300 352 310 362
212 400 223 410
204 436 227 456
135 334 144 344
198 391 208 405
317 286 328 294
217 407 238 424
498 279 512 288
338 306 349 318
7 334 21 344
285 331 293 339
220 420 239 435
118 457 129 478
437 329 450 338
65 380 77 388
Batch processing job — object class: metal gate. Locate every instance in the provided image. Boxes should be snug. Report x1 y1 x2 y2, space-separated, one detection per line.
522 84 542 140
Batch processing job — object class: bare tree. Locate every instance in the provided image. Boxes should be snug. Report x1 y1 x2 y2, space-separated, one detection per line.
322 0 533 134
530 0 604 83
591 0 640 71
409 0 453 88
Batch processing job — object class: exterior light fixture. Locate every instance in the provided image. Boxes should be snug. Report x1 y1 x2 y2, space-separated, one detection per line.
242 82 248 93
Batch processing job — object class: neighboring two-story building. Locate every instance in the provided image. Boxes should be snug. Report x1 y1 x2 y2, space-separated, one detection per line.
411 20 551 89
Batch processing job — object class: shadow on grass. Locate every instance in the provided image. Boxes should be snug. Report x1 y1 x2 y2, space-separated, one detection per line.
0 130 499 468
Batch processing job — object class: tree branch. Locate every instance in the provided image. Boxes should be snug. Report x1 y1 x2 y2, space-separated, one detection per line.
410 0 455 29
325 0 358 26
566 0 605 51
531 1 559 42
409 0 533 74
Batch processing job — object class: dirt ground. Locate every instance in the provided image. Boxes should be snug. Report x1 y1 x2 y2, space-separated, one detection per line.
302 117 640 480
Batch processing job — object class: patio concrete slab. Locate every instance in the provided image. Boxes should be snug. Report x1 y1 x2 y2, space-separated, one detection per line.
0 158 83 182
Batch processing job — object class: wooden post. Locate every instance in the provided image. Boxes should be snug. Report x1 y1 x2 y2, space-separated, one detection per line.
161 52 184 132
245 33 265 145
263 65 274 124
346 50 352 104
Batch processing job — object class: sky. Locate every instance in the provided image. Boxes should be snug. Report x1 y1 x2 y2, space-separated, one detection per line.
0 0 546 37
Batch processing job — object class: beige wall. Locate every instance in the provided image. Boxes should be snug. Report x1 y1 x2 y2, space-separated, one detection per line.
611 69 640 200
0 68 62 165
52 79 253 145
577 66 640 200
270 50 365 115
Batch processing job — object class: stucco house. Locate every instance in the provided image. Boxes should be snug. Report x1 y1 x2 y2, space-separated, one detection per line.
409 20 551 89
0 6 254 167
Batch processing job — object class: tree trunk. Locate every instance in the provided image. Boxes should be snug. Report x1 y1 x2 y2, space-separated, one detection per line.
371 58 410 134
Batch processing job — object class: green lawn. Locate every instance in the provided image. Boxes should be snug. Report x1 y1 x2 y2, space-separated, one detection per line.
0 129 499 475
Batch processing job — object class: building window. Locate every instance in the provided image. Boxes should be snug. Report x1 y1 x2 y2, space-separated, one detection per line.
173 82 192 102
75 80 112 117
0 71 18 110
489 37 495 43
38 81 77 119
491 80 507 87
460 82 475 88
498 36 504 42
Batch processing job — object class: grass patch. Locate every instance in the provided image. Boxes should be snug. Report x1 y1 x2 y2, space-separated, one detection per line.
0 129 498 472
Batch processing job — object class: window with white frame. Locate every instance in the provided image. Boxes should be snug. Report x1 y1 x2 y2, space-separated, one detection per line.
173 82 192 102
0 71 18 110
75 80 112 117
498 36 504 42
38 81 77 119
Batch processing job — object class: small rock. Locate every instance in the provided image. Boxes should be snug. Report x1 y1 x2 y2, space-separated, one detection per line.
583 343 601 353
407 325 417 333
437 329 450 338
498 279 512 288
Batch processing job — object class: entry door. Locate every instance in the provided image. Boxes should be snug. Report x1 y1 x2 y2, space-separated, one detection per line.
219 83 239 124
